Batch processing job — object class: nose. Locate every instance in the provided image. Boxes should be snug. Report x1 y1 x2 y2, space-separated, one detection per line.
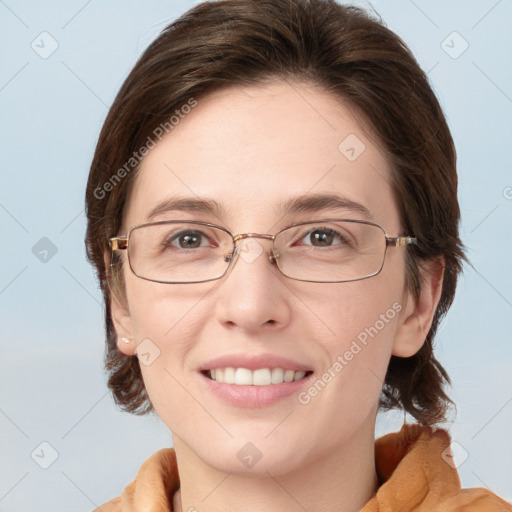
214 235 292 333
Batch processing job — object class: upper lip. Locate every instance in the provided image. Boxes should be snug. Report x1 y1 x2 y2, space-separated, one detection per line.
200 353 312 372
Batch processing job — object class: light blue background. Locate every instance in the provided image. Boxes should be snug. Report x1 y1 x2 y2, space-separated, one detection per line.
1 1 511 510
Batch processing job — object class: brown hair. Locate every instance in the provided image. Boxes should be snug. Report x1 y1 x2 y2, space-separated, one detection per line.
85 0 465 425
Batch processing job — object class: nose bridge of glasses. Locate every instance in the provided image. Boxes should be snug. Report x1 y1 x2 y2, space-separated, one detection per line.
228 232 278 265
232 232 275 243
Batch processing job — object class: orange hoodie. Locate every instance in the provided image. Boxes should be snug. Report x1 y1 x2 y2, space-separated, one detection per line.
93 423 511 511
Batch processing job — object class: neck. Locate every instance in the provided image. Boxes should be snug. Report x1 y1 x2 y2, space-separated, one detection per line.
171 421 379 512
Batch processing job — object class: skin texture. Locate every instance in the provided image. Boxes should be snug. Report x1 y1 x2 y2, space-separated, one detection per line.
110 80 444 512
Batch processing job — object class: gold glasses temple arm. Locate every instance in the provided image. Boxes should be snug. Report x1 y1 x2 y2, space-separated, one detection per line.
109 236 128 251
386 236 418 247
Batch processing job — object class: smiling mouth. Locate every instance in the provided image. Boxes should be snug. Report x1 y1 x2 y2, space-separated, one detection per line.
202 367 313 386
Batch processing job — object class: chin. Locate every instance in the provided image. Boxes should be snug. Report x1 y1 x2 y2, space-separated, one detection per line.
190 431 313 477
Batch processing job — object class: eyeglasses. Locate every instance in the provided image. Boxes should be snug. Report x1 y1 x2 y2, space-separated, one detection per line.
109 219 417 284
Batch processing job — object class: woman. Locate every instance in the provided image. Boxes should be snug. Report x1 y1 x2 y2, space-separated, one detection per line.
85 0 511 510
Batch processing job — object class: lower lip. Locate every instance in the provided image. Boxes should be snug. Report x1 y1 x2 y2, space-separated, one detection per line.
200 372 313 408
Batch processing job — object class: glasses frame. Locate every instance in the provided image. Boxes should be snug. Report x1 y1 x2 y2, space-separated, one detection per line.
109 218 418 284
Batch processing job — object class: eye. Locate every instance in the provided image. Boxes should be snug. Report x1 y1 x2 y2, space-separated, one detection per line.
165 229 216 250
297 226 353 247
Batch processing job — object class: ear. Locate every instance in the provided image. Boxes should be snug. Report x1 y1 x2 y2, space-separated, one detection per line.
111 291 137 356
392 258 445 357
104 250 136 356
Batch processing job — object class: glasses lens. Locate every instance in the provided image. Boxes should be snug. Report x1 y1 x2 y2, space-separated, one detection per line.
274 220 386 282
128 222 233 283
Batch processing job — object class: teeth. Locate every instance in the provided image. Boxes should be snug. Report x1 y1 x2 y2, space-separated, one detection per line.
224 367 235 384
283 369 295 382
235 367 252 385
271 368 284 384
208 367 308 386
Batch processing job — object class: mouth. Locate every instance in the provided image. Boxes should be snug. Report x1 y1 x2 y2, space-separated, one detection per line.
202 367 314 386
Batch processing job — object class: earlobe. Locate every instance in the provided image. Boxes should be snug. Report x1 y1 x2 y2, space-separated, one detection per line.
392 258 445 358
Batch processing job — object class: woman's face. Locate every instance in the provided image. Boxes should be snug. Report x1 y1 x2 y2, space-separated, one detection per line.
114 80 418 474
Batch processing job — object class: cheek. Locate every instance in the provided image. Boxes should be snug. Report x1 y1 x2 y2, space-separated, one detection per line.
124 272 214 341
306 276 405 405
122 277 218 407
126 294 196 420
312 271 404 350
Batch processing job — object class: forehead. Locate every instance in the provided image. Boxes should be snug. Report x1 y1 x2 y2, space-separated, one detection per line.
124 80 399 232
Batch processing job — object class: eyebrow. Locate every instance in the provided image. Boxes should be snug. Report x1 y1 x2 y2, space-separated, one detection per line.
279 193 373 220
147 196 228 221
146 193 373 222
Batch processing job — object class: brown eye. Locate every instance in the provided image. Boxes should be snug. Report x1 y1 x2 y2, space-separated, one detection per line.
298 227 352 248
